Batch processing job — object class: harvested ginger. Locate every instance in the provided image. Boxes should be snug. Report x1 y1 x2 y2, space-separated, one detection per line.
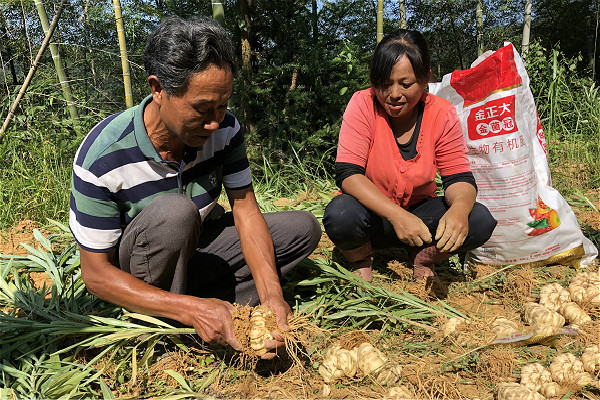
539 282 571 311
568 271 600 307
523 302 565 327
496 382 545 400
318 342 403 386
581 344 600 375
520 362 552 392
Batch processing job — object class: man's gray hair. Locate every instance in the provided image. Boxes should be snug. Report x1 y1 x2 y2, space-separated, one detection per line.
143 16 237 96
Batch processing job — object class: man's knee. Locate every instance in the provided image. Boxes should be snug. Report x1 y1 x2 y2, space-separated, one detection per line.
270 210 321 253
295 210 322 252
149 193 201 231
119 193 202 291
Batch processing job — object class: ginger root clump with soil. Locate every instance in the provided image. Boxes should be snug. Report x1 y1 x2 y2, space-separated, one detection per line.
318 341 403 386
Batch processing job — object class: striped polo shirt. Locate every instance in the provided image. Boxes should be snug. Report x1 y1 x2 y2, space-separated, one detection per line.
69 95 251 253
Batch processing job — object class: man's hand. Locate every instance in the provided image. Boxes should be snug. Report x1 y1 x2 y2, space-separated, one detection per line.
186 297 242 351
227 186 291 359
260 294 291 359
390 211 433 247
80 250 243 352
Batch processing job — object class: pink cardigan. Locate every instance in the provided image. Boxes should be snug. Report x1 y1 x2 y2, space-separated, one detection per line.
336 88 471 208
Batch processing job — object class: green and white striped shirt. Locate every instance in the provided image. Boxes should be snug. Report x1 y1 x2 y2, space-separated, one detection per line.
69 96 251 252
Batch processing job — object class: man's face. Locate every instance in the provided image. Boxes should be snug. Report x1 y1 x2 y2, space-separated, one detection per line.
155 64 233 148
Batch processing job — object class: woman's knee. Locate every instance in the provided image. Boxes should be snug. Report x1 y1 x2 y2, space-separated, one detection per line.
466 202 497 248
323 194 371 247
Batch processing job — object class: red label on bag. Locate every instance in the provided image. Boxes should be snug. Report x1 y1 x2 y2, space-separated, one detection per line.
536 114 547 154
450 44 522 107
467 96 518 140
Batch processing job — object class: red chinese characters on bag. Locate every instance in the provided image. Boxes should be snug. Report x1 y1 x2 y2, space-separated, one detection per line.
467 96 518 141
536 113 547 154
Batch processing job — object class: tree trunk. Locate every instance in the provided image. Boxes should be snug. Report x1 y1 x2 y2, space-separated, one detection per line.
448 15 464 69
238 0 254 133
211 0 225 26
0 9 19 86
399 0 407 29
113 0 133 108
522 0 532 55
476 0 484 56
377 0 384 43
80 0 97 92
289 66 298 91
584 0 597 79
312 0 318 45
20 3 33 73
34 0 79 121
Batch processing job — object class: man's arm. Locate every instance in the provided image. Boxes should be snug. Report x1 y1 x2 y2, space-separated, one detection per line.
79 249 241 349
226 185 291 332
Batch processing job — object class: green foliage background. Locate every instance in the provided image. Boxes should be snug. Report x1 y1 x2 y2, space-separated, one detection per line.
0 0 599 228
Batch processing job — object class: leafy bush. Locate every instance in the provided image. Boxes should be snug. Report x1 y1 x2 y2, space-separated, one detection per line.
524 41 600 190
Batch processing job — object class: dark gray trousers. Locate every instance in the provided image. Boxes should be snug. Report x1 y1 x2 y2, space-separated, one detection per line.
118 193 321 306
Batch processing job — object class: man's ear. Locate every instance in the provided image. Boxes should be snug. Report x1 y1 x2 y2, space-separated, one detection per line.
148 75 164 106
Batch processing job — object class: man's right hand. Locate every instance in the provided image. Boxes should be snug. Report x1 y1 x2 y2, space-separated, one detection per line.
80 250 243 351
186 297 242 351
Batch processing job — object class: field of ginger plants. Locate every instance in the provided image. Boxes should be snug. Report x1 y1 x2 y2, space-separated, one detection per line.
1 189 599 400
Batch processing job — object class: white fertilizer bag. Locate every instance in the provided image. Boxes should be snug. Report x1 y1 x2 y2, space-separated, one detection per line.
429 43 597 268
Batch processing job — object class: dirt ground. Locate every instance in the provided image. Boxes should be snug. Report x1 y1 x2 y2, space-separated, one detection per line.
2 199 600 399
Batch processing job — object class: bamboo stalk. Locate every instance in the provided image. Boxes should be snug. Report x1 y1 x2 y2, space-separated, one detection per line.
34 0 79 121
398 0 406 29
211 0 225 26
376 0 383 43
476 0 484 56
113 0 133 108
521 0 532 55
0 0 69 142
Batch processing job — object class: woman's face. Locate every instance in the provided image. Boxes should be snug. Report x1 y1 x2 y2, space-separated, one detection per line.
374 55 429 120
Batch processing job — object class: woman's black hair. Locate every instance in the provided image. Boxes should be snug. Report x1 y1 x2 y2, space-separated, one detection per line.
369 29 431 89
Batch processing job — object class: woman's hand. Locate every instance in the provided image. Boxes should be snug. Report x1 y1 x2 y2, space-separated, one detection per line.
435 206 469 252
390 210 432 247
437 182 477 252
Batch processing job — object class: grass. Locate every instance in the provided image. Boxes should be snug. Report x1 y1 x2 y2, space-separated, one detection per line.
0 129 73 229
525 43 600 192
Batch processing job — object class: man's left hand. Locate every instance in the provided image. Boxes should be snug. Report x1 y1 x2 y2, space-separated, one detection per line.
260 295 291 359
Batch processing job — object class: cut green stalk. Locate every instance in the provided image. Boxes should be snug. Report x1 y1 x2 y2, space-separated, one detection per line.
296 257 466 330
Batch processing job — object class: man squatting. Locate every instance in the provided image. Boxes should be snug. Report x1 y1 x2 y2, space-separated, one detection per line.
69 16 322 357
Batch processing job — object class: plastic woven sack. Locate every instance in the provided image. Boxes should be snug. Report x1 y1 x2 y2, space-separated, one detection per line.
429 43 597 268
